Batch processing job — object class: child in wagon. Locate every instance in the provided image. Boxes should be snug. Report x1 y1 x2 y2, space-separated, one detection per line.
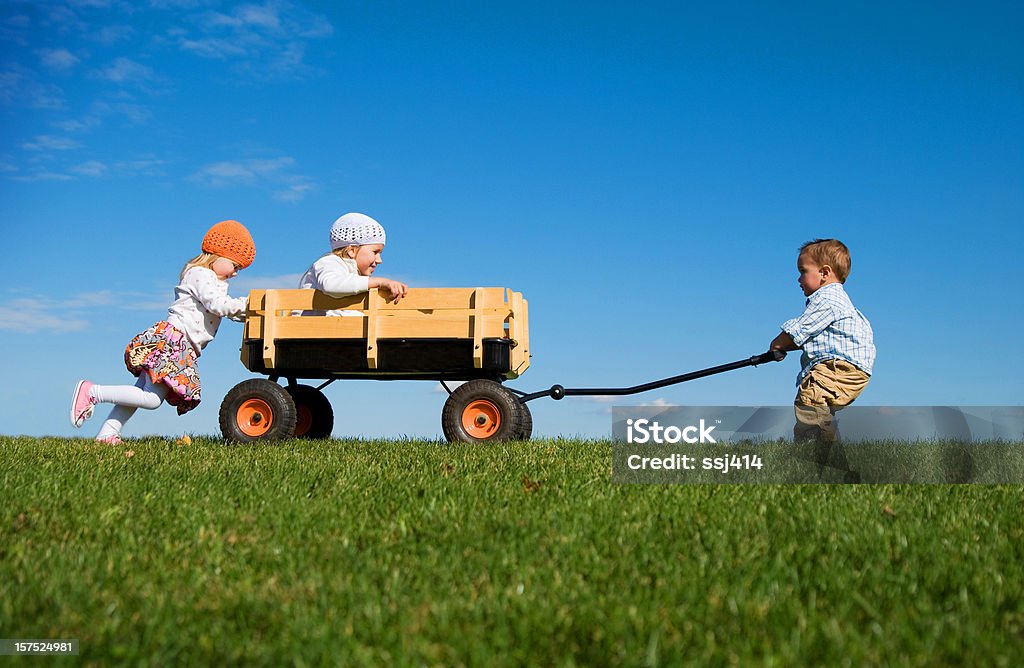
297 212 408 315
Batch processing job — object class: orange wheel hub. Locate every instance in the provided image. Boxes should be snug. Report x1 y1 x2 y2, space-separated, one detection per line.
462 399 501 439
237 398 274 437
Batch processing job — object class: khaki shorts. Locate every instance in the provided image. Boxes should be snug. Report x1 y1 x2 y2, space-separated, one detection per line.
793 359 870 442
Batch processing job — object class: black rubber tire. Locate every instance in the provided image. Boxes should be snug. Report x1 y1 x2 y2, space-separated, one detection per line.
441 379 527 443
286 384 334 439
219 379 298 443
515 401 533 441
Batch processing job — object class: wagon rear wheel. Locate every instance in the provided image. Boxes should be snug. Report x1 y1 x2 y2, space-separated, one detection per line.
220 379 297 442
286 384 334 439
441 379 529 443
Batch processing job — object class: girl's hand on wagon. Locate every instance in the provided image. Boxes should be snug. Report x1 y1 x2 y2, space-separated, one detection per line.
379 279 408 303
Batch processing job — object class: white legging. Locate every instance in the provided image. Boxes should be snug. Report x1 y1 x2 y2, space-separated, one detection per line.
92 374 169 439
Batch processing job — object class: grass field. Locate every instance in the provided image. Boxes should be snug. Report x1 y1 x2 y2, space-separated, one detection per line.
2 435 1022 666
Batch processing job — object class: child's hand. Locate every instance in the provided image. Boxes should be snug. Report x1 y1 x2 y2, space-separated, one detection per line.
770 331 797 357
379 279 408 303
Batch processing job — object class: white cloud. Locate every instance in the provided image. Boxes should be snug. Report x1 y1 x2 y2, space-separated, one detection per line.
275 41 305 70
274 181 313 202
92 24 134 45
194 161 254 182
67 0 116 8
10 170 74 182
191 157 296 185
37 48 79 71
0 307 88 333
177 36 248 59
0 289 173 334
70 160 108 177
96 57 154 83
149 0 207 8
0 68 23 104
207 3 281 31
5 156 166 183
22 135 81 151
0 298 89 333
117 158 165 175
578 395 672 416
4 14 30 29
190 157 311 199
55 115 101 132
26 83 65 110
64 290 118 308
246 157 296 173
91 99 152 124
237 3 282 31
169 0 333 77
581 395 619 404
0 65 65 110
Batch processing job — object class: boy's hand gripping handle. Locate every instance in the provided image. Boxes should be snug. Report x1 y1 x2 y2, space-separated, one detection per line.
751 349 787 365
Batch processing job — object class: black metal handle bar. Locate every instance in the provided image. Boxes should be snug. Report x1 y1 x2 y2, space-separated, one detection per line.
512 350 786 404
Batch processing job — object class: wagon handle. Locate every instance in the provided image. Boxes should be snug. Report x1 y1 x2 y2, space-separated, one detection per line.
513 350 786 403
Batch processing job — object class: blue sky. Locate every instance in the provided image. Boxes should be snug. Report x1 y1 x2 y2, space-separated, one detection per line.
1 0 1021 440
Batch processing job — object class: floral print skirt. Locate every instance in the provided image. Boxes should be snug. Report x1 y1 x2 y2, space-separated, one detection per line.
124 321 201 415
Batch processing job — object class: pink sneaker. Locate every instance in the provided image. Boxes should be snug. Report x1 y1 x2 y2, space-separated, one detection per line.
96 434 123 445
70 380 96 428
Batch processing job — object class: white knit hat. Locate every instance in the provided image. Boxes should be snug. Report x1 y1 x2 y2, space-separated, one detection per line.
329 212 386 250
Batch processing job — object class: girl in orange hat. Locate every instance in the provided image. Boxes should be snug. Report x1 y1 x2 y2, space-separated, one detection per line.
69 220 256 443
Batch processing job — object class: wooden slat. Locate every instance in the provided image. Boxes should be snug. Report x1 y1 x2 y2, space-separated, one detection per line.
506 288 517 342
506 288 519 372
267 314 509 340
270 317 366 339
366 288 379 369
241 291 265 366
510 291 530 377
520 295 531 374
472 287 484 368
262 290 279 369
245 287 510 313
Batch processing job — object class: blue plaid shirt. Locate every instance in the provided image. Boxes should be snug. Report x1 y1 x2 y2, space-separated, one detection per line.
781 283 875 384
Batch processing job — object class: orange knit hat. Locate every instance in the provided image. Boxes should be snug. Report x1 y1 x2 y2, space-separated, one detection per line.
202 220 256 268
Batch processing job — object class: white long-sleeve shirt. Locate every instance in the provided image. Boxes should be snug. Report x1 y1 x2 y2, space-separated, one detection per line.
166 266 248 352
297 254 368 316
298 254 369 295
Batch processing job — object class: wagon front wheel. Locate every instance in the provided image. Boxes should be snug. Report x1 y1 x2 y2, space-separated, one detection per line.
441 379 528 443
220 379 297 442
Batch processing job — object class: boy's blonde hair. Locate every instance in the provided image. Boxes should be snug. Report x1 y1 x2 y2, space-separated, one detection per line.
799 239 851 283
180 252 219 280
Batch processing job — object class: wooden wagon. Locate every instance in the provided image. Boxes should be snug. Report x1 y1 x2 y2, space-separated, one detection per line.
219 287 532 443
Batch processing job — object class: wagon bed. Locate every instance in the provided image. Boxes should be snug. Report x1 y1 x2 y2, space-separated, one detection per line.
240 287 530 381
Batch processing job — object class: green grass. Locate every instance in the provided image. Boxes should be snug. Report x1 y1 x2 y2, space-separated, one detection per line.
2 436 1022 666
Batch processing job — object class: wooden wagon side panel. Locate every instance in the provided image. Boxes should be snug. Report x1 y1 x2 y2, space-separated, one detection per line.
243 287 530 378
506 289 530 378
